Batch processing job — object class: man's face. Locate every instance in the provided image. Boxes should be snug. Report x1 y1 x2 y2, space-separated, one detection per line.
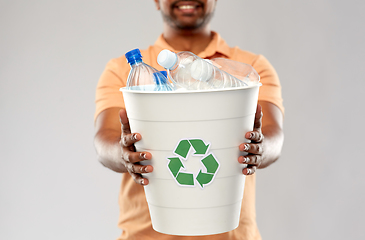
156 0 217 30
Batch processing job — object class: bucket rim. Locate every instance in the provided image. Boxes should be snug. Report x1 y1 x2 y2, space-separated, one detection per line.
120 83 261 94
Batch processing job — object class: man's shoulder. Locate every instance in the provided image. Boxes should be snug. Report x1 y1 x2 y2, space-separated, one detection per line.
225 45 275 72
228 46 261 65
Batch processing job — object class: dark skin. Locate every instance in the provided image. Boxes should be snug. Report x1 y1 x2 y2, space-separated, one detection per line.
155 0 216 53
94 0 284 185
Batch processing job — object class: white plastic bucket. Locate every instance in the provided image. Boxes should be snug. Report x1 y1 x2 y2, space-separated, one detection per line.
121 85 260 236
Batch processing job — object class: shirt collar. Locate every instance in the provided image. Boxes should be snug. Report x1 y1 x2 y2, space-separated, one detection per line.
154 31 231 59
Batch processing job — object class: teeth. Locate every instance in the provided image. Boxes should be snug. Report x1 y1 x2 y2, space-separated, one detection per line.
179 5 195 10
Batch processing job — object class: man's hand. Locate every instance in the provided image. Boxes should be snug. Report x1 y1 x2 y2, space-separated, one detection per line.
238 102 284 175
238 104 264 175
119 109 153 185
94 107 153 186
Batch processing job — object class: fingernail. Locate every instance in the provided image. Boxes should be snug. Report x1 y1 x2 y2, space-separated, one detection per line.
244 144 249 151
132 134 138 141
144 166 150 173
141 179 145 185
244 157 250 163
250 132 254 139
140 153 146 159
246 169 251 175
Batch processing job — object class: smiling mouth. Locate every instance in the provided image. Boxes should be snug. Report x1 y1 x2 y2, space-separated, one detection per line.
173 1 203 11
178 5 196 10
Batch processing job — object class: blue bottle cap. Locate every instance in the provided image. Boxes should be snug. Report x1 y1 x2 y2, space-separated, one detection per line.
125 49 142 64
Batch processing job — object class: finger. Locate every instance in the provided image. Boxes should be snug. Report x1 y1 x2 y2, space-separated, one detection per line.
119 109 131 135
122 151 152 164
124 161 153 174
239 143 263 155
238 155 262 167
245 131 264 142
242 166 257 175
120 133 141 147
253 104 263 131
124 162 153 186
129 171 150 186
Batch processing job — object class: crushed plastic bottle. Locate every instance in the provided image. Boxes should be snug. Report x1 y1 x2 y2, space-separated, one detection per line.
157 49 246 90
125 48 175 91
210 58 260 86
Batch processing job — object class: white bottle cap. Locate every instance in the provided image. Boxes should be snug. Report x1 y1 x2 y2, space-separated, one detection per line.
190 59 213 82
157 49 178 70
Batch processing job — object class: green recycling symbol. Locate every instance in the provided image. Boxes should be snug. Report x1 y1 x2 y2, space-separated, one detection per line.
167 138 220 189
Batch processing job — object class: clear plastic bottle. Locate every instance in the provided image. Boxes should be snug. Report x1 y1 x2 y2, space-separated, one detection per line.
157 50 202 90
210 58 260 86
190 58 247 89
153 71 174 91
157 49 246 90
125 49 174 91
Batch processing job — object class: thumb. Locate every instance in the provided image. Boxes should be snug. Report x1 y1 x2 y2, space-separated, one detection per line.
253 104 263 131
119 108 131 134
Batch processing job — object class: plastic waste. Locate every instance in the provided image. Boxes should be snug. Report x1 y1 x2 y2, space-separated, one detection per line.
157 50 202 90
125 48 175 91
153 71 174 91
157 49 246 90
210 58 260 86
190 58 247 89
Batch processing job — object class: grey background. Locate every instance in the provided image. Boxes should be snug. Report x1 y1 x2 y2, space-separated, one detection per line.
1 0 364 239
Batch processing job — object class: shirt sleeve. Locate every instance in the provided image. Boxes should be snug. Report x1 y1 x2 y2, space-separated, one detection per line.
252 54 284 114
94 58 128 121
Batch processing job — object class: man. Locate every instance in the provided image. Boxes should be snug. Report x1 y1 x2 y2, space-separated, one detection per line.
94 0 284 239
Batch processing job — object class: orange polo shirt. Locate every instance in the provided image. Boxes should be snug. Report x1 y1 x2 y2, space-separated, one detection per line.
95 32 284 240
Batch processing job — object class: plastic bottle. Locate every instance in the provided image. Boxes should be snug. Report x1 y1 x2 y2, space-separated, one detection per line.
190 58 247 89
157 50 202 90
210 58 260 86
153 71 174 91
125 49 174 91
157 49 246 90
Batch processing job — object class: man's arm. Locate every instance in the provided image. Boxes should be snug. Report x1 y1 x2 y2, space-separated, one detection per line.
94 107 153 184
238 101 284 175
